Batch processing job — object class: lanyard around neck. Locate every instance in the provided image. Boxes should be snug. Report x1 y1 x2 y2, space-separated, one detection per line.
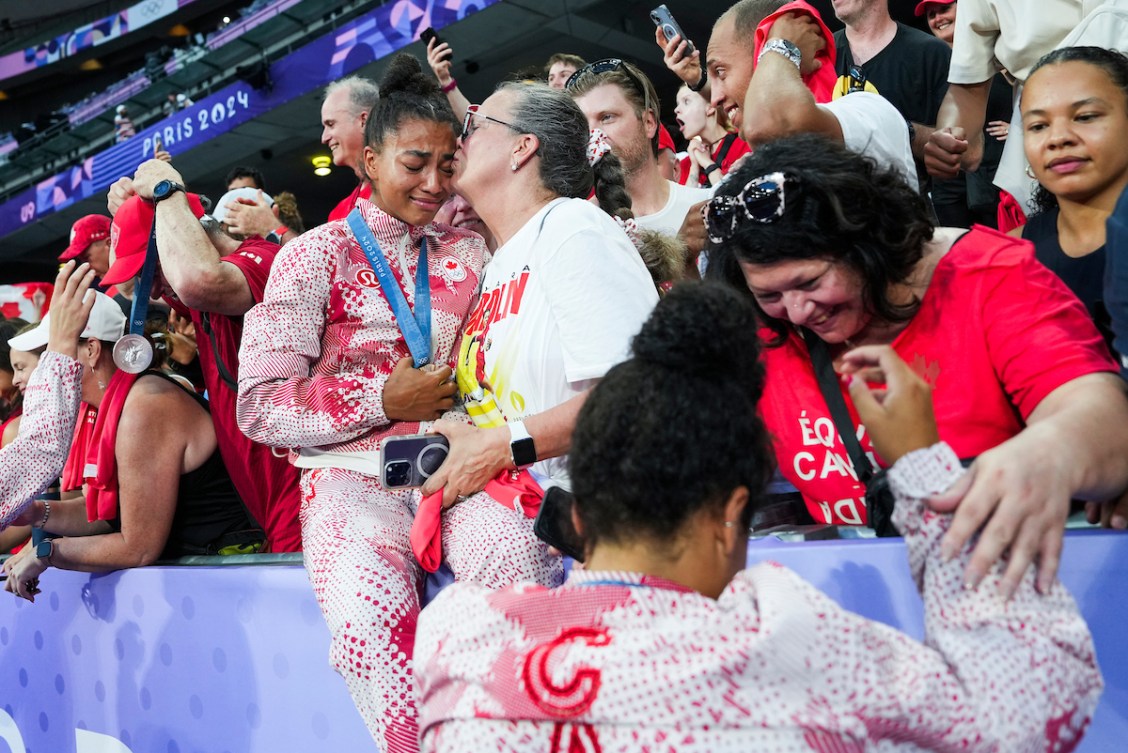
127 222 160 336
346 208 432 367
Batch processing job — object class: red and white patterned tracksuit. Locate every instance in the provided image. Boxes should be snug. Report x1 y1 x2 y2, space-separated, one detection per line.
237 200 562 751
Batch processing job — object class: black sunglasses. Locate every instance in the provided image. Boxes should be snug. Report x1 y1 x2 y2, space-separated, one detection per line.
565 58 651 110
704 172 791 244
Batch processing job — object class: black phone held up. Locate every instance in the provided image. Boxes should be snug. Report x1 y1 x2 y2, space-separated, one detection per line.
650 4 695 55
379 433 449 489
420 27 452 62
533 486 586 562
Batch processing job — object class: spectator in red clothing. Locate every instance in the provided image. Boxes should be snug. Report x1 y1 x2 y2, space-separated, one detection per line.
674 84 750 187
3 286 262 599
57 215 112 278
705 134 1128 597
102 160 303 553
322 76 380 222
414 283 1102 753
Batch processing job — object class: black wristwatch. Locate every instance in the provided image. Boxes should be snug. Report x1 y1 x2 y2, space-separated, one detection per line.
152 179 186 204
508 420 537 470
688 67 708 93
36 539 54 564
704 163 721 176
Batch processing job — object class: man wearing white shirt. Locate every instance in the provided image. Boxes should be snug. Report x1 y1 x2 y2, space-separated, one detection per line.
568 60 713 237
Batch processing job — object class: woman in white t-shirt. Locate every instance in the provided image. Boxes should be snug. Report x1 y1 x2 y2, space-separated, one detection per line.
421 82 660 501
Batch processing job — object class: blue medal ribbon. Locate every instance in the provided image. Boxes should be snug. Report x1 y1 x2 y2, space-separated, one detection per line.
127 220 160 335
346 208 432 367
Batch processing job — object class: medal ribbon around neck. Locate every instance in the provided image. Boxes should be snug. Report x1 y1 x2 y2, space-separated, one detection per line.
346 208 432 367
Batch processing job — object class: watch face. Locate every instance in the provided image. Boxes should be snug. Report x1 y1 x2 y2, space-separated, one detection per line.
153 180 182 201
36 539 53 559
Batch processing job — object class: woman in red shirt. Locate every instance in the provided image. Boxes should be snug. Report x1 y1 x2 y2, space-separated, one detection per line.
705 133 1128 597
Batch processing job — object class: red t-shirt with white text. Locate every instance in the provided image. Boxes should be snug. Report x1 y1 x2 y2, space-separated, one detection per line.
759 226 1116 525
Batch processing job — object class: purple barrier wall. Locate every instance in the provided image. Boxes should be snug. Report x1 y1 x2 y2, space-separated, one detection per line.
0 0 500 242
0 530 1124 752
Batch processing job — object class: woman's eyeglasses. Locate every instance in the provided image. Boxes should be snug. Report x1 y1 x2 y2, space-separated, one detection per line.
461 104 520 141
704 172 791 244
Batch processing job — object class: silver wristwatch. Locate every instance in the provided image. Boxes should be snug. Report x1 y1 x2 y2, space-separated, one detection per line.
757 38 802 71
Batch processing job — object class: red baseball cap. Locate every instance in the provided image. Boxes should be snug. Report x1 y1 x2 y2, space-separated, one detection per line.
58 214 111 261
101 193 207 286
914 0 956 16
658 122 677 153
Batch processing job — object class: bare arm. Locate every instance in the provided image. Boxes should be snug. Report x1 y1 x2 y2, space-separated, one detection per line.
422 392 589 507
935 373 1128 595
48 379 196 572
840 345 1101 748
0 263 95 528
741 16 842 147
22 496 113 537
924 80 994 178
132 160 255 316
427 38 470 122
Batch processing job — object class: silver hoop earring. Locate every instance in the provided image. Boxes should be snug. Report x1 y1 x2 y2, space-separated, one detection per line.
1025 164 1036 179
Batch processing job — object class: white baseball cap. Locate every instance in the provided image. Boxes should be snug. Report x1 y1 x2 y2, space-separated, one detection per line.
212 187 274 225
8 291 127 352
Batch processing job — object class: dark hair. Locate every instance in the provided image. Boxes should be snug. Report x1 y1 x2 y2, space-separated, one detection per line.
544 53 586 73
224 166 266 191
0 317 30 421
1024 46 1128 216
705 134 933 345
365 54 460 151
0 317 29 373
570 282 774 550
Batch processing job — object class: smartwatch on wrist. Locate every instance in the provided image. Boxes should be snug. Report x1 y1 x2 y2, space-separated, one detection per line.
508 420 537 470
152 179 186 204
36 539 54 565
704 163 721 176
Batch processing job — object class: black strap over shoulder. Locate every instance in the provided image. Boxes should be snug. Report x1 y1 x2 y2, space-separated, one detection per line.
713 133 738 169
803 329 874 484
802 328 899 536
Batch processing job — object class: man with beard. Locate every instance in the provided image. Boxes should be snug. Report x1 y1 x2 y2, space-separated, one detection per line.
568 60 712 237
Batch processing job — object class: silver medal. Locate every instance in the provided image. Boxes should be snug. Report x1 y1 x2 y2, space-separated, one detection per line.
113 334 153 374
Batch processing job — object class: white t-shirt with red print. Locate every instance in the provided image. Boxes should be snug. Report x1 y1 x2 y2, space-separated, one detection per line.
456 198 658 487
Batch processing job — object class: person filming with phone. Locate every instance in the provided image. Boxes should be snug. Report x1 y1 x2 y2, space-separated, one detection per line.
414 281 1102 751
235 54 560 753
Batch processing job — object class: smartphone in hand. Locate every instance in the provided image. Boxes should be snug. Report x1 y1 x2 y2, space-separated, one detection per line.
650 5 695 55
420 27 452 62
379 433 449 489
533 486 586 562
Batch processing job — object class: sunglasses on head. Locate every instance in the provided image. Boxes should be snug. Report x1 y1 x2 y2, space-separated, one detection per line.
565 58 651 109
704 172 791 244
